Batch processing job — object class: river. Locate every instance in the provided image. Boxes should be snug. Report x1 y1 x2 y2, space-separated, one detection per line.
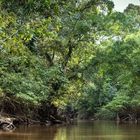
0 121 140 140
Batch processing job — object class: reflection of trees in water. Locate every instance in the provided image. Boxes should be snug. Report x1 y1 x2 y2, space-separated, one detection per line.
54 126 67 140
0 125 58 140
54 124 80 140
53 121 137 140
1 122 140 140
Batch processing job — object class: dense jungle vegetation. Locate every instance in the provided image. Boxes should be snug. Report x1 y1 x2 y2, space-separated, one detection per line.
0 0 140 123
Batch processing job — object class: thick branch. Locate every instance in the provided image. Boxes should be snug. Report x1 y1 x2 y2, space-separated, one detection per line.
45 52 54 66
62 41 74 69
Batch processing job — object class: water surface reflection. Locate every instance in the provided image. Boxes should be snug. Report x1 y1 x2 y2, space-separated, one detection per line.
1 121 140 140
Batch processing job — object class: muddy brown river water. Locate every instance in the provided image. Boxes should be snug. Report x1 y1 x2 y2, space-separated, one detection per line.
0 121 140 140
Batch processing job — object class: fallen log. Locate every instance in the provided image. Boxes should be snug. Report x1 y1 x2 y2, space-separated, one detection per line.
0 118 16 131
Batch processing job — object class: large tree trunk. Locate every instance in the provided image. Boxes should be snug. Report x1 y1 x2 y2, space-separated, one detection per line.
116 113 120 123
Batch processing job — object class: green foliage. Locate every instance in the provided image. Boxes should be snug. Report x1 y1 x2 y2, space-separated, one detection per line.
0 0 140 120
77 4 140 119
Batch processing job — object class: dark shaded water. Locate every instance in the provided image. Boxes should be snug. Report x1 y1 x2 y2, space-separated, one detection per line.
1 121 140 140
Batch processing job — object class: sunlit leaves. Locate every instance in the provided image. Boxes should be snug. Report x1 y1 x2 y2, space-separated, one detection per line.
0 0 140 120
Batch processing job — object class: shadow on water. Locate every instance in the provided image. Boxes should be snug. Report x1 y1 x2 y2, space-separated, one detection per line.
1 121 140 140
